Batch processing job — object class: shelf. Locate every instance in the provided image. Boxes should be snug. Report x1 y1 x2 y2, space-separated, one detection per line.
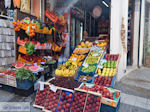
20 26 51 35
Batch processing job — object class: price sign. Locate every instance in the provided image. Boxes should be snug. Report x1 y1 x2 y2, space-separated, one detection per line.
40 82 44 91
50 84 57 92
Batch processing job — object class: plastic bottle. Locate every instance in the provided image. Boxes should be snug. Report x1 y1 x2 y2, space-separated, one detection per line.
58 56 62 66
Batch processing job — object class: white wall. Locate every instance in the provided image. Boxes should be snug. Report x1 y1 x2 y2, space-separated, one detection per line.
110 0 129 81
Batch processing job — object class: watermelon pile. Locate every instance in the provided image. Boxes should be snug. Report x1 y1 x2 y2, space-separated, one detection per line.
12 62 25 69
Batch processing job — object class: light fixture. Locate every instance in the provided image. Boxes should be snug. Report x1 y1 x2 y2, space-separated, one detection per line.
102 0 109 7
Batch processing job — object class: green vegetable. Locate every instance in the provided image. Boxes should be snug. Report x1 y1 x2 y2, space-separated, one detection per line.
25 42 36 55
45 60 56 64
40 65 48 69
15 68 37 82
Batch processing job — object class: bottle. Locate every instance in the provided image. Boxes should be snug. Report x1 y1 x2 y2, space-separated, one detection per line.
58 56 62 66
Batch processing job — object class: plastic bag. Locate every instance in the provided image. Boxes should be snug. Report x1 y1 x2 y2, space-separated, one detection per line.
5 0 11 9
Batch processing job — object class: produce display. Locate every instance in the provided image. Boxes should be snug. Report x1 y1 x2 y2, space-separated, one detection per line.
35 86 49 107
105 54 119 61
73 48 89 54
98 68 117 77
25 42 36 55
44 90 61 112
12 62 25 69
70 54 86 62
71 91 87 112
84 94 101 112
94 76 113 87
21 55 46 64
85 51 101 65
103 61 117 68
57 90 74 112
15 68 37 81
49 78 80 89
1 70 16 77
81 84 120 101
96 42 107 47
85 56 99 64
77 41 93 48
81 65 96 73
55 60 78 77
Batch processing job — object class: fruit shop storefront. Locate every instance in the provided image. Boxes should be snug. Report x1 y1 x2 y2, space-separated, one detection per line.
0 0 129 112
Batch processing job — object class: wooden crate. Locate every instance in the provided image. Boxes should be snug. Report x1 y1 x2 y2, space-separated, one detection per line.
6 75 17 87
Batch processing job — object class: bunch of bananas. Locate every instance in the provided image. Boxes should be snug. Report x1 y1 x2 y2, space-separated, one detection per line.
55 59 78 77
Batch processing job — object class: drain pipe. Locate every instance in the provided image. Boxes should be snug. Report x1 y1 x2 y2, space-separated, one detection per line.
137 0 142 68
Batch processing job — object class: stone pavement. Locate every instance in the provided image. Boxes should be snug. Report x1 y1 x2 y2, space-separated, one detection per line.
0 67 149 112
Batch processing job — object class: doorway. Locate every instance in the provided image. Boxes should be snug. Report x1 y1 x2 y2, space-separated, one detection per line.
127 0 135 66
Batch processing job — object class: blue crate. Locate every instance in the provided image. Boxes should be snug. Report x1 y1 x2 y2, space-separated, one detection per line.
79 63 98 75
75 71 94 83
100 99 120 112
16 79 34 90
56 90 74 112
0 84 14 93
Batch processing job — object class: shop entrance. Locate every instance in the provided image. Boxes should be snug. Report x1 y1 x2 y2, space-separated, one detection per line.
143 0 150 67
70 0 111 53
127 0 135 66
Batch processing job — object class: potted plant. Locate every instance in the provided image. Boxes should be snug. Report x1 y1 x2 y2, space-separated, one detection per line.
15 68 37 90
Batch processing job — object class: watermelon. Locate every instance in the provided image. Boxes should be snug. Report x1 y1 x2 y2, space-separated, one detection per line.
12 62 16 67
15 62 25 69
24 65 30 70
29 66 40 72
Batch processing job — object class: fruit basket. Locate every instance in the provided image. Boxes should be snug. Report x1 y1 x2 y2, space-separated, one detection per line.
56 89 74 112
71 88 102 112
74 71 95 83
73 48 90 54
18 54 32 64
70 89 88 112
33 82 50 109
43 88 62 112
48 77 80 89
104 54 121 68
18 46 27 54
84 91 102 112
93 76 116 88
79 63 98 75
84 50 103 65
79 83 121 108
